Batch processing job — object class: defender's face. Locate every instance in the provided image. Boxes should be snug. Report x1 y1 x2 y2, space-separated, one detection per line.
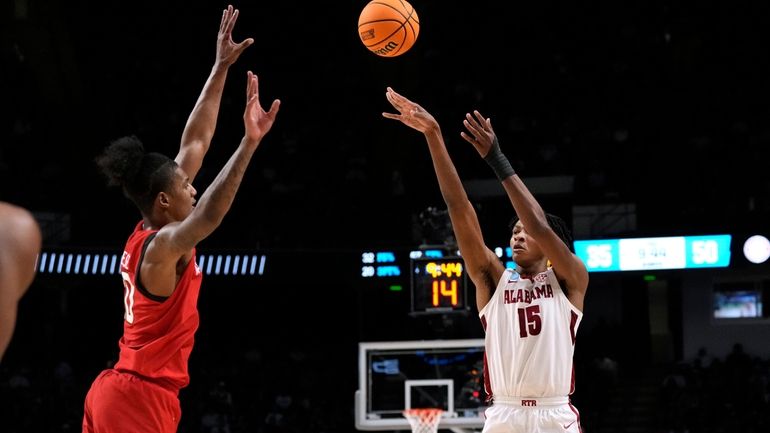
167 167 197 221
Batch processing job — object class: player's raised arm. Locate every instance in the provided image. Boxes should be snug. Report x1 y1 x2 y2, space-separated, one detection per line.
383 88 504 310
176 4 254 182
461 110 588 309
177 72 279 246
144 72 279 296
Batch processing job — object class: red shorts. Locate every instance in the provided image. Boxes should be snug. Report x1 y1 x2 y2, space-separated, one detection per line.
82 369 181 433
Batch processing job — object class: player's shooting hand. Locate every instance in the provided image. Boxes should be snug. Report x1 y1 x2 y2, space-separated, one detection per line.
382 87 439 134
243 71 280 146
216 5 254 68
460 110 497 157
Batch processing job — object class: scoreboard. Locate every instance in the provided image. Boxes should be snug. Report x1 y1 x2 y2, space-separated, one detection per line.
360 248 473 315
358 233 737 316
574 234 732 272
410 257 468 314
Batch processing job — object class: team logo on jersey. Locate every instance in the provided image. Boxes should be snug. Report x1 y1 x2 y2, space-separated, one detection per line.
504 284 554 304
534 272 548 283
120 251 131 270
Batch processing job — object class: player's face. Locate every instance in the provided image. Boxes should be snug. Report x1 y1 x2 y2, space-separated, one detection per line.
167 167 197 221
510 221 544 265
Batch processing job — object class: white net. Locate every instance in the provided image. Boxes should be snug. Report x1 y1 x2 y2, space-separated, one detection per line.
402 408 444 433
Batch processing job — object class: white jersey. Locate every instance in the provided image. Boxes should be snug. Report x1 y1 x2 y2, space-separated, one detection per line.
478 268 582 400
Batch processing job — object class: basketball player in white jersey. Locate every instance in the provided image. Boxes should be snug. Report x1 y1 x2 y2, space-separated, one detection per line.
383 87 589 433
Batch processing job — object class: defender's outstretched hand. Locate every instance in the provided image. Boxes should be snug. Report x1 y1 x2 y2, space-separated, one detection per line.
216 5 254 68
243 71 280 144
382 87 439 133
460 110 497 158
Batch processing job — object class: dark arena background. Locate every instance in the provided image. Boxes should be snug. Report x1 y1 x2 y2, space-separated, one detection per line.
2 1 770 432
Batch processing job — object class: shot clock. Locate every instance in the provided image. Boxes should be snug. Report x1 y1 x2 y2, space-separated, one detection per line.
410 256 469 314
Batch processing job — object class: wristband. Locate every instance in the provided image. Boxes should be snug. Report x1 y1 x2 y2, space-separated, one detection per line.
483 137 515 180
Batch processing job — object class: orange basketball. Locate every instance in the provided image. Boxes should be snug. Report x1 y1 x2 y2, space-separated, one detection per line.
358 0 420 57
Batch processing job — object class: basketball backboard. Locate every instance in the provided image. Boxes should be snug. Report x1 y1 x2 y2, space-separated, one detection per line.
355 339 487 431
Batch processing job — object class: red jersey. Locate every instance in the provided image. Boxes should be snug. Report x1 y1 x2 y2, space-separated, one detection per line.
113 221 203 391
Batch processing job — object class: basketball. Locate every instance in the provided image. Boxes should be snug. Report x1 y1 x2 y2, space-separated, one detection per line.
358 0 420 57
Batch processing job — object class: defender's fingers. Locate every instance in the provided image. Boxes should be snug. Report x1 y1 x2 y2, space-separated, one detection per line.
236 38 254 53
268 99 281 116
246 71 254 96
252 74 260 101
220 8 227 31
226 9 239 35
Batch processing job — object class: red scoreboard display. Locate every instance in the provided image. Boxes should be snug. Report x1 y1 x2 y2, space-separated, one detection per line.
410 256 469 314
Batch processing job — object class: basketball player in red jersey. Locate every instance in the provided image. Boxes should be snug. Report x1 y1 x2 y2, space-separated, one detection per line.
384 87 588 433
0 201 42 362
82 5 280 433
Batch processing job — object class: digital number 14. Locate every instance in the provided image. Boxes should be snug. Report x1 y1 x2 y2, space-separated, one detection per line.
432 280 458 306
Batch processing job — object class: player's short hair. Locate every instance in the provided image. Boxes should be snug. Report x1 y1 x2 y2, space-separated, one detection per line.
509 213 574 253
95 135 178 214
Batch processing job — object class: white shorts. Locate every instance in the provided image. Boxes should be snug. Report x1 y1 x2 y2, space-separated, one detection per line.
481 397 581 433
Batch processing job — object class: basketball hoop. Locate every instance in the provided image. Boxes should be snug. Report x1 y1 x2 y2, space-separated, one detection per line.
403 408 444 433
